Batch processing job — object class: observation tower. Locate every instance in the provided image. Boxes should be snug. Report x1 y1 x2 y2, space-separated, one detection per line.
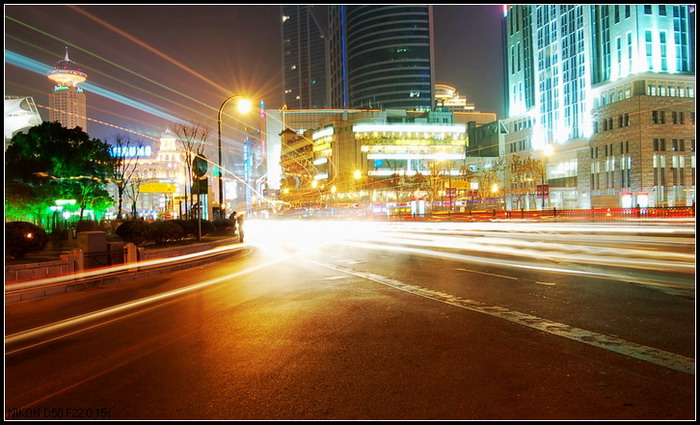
47 47 88 131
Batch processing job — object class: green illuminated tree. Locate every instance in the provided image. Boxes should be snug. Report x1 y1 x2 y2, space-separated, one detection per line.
5 121 117 225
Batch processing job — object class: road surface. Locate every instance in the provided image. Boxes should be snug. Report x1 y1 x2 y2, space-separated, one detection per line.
5 219 695 420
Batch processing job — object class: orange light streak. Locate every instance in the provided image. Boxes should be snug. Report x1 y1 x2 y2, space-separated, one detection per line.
68 5 231 95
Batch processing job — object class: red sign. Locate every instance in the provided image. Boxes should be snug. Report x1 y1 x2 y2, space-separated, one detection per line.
536 184 550 198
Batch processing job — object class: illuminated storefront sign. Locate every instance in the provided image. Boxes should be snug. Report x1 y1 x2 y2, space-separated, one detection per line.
140 182 176 193
110 145 153 158
312 126 334 140
352 123 465 135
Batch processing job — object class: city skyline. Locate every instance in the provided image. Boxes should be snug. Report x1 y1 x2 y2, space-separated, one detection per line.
4 4 505 147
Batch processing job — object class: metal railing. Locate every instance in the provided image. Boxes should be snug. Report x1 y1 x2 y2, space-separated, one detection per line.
83 247 127 269
381 206 695 222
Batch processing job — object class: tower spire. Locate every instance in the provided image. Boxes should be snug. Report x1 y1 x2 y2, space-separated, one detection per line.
64 46 69 61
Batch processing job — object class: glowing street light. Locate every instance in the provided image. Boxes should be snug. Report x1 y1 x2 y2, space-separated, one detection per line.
217 94 251 218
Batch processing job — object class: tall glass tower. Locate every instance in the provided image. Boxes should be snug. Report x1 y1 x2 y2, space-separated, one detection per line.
503 5 695 209
281 5 329 109
328 5 435 111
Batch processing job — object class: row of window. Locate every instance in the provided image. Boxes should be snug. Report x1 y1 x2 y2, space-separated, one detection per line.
594 110 695 129
508 139 532 154
510 118 534 133
590 153 696 191
597 84 695 108
652 154 695 187
591 138 695 159
591 141 630 159
644 5 685 17
595 114 631 133
648 85 694 97
590 155 633 190
653 138 694 152
597 87 632 107
651 110 693 125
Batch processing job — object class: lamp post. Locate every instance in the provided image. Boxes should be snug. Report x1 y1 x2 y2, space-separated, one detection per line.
330 185 337 216
541 144 554 209
353 169 362 206
217 94 251 218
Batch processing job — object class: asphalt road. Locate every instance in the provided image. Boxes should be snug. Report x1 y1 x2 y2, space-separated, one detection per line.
4 220 695 420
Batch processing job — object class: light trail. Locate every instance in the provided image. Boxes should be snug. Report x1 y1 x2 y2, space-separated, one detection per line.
6 49 249 154
5 246 314 354
338 240 694 293
5 50 186 124
5 242 247 295
349 232 694 271
5 15 287 135
68 5 231 94
5 14 291 159
36 103 159 141
5 33 219 125
245 219 695 285
4 17 216 114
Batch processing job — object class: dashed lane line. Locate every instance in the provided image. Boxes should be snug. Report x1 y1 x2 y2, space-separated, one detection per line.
306 260 695 375
455 267 519 280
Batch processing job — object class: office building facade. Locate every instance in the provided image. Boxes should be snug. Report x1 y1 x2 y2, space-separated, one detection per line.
503 4 695 209
328 5 435 111
281 5 329 109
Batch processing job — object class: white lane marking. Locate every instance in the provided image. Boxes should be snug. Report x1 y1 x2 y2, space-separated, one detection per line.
307 260 695 375
536 281 557 286
323 275 350 280
455 267 518 280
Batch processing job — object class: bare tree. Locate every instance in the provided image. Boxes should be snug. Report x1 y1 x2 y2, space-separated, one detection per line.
425 160 445 208
109 134 144 219
507 154 541 209
125 169 146 218
473 158 505 207
174 121 210 218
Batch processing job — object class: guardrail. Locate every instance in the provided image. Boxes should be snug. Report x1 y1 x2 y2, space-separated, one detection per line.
383 206 695 222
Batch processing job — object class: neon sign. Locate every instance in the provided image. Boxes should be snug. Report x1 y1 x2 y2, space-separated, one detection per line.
110 145 153 158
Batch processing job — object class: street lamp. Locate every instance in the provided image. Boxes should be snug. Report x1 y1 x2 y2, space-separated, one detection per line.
541 144 554 209
353 170 362 204
217 94 251 218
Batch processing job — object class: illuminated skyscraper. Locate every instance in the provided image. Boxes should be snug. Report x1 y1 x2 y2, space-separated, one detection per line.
281 5 329 109
328 5 435 111
503 5 695 209
47 47 87 131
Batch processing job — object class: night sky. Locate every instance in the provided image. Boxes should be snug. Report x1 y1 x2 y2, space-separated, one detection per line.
4 4 505 152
